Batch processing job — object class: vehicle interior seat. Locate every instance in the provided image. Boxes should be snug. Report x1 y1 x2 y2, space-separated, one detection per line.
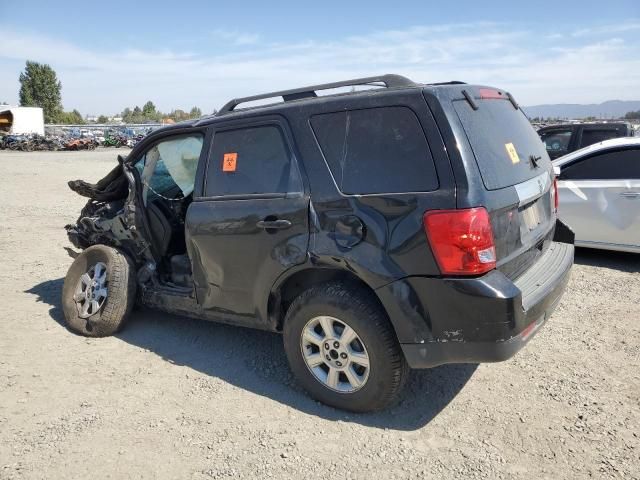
146 200 173 258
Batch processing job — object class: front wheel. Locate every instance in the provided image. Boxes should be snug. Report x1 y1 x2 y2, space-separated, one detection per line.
62 245 136 337
283 282 408 412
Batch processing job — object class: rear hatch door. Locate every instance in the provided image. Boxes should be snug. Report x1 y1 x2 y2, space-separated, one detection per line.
452 88 555 279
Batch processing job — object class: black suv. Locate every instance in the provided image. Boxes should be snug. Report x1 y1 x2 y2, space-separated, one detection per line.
538 122 635 160
63 75 574 412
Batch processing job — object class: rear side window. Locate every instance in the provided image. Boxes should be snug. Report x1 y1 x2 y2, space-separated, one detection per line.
561 148 640 180
579 128 622 148
310 107 438 194
454 99 549 190
204 125 302 197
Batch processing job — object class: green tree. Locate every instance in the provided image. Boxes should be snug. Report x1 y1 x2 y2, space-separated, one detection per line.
624 110 640 120
72 109 84 124
143 101 162 121
129 106 143 123
189 106 202 119
122 106 145 123
142 101 157 116
18 61 63 123
142 100 156 115
97 115 109 124
168 109 189 122
57 109 85 125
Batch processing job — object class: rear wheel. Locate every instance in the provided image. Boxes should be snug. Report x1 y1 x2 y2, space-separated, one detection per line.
283 282 408 412
62 245 136 337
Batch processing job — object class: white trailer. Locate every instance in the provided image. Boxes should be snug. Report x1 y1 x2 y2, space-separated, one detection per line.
0 106 45 135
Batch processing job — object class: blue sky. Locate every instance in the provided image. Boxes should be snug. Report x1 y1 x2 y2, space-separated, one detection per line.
1 0 639 115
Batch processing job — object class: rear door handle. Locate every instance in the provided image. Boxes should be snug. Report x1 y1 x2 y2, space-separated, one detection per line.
256 219 292 230
620 192 640 198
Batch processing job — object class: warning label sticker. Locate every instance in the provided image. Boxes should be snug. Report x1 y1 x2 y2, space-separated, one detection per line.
223 152 238 172
505 143 520 164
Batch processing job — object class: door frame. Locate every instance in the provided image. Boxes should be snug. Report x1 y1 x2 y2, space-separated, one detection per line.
124 126 212 263
193 114 310 202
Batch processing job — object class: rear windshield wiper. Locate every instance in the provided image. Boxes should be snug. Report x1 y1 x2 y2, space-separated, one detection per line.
462 90 478 110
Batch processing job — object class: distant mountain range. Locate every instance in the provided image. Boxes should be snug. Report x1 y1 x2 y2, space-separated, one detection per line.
522 100 640 120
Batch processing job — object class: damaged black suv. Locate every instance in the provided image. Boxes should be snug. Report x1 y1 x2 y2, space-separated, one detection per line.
63 75 574 412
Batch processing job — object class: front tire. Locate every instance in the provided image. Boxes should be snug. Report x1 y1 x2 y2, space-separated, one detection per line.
283 282 408 412
62 245 136 337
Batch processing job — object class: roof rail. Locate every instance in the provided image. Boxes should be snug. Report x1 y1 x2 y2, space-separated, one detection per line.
428 81 467 86
217 74 417 114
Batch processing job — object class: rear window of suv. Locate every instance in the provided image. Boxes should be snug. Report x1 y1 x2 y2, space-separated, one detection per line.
310 106 439 194
454 98 549 190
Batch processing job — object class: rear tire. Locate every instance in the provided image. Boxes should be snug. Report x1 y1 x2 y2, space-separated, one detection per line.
283 282 408 412
62 245 136 337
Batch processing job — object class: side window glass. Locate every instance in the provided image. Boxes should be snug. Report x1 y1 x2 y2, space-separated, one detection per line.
136 134 203 201
540 130 572 157
561 148 640 180
204 125 301 197
580 129 621 148
310 106 438 194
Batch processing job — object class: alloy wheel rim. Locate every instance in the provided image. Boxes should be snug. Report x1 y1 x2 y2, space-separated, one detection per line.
73 262 108 319
300 316 370 393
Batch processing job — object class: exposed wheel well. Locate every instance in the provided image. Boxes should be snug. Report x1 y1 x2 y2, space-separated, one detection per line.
270 268 390 333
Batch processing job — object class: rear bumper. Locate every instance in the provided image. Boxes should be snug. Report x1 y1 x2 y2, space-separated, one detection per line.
379 239 574 369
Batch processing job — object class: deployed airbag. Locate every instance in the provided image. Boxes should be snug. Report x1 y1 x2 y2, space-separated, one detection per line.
155 136 202 197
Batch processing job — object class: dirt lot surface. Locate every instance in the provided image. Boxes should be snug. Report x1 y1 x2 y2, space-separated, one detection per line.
0 149 638 480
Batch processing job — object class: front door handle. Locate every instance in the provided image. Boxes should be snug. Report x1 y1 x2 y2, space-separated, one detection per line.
256 219 292 230
620 192 640 199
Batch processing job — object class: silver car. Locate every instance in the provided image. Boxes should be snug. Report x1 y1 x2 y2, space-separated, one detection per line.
553 137 640 253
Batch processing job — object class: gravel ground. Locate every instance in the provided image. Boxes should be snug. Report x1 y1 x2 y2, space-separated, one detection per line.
0 149 638 480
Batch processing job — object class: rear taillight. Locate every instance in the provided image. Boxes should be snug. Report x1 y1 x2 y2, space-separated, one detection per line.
552 177 559 213
423 207 496 276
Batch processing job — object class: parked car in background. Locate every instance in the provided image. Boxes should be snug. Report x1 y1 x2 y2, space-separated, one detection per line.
554 137 640 253
539 122 635 159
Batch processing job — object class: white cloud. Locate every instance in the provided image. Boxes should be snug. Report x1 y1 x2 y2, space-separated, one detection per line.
211 29 260 46
571 22 640 37
0 22 638 114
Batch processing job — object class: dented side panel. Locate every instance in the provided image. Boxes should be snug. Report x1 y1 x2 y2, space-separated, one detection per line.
185 195 309 325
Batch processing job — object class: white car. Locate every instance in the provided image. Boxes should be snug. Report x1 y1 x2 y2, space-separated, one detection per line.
553 137 640 253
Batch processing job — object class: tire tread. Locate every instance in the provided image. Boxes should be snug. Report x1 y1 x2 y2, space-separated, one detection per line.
284 281 408 412
62 244 136 337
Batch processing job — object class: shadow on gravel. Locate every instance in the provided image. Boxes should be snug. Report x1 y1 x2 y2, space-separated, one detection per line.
574 247 640 273
27 277 477 431
26 278 66 324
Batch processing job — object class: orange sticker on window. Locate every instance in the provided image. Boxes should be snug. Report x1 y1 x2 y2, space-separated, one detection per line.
222 152 237 172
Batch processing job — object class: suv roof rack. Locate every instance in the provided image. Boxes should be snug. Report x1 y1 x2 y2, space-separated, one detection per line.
217 74 418 115
428 81 467 85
